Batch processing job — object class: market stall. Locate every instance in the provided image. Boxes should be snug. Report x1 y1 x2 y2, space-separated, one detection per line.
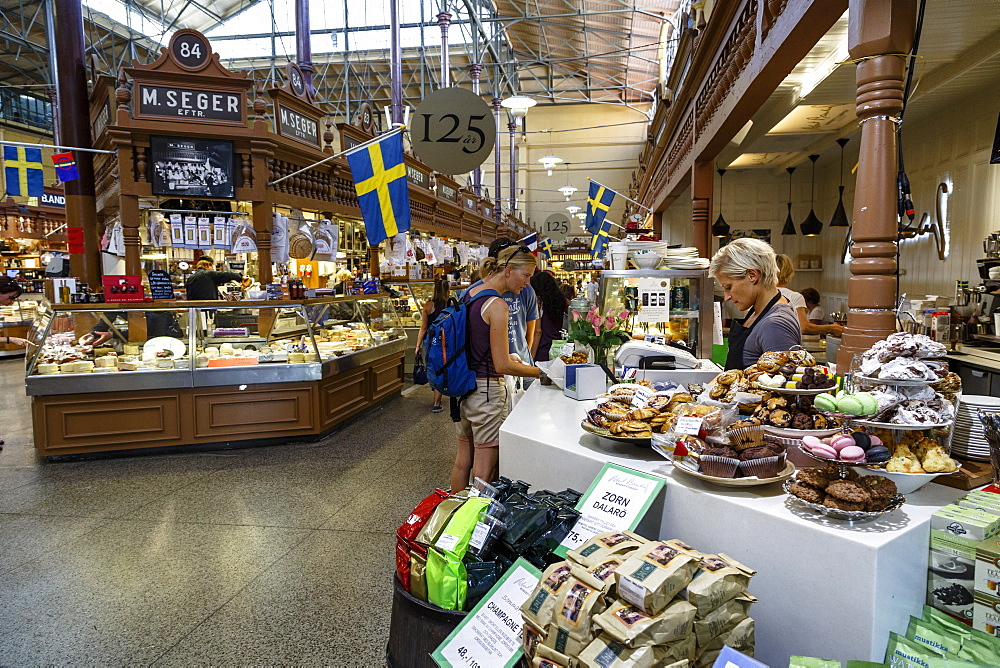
24 294 405 456
499 380 964 663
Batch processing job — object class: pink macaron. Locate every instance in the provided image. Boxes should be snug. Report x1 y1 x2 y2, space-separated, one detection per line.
869 435 883 447
806 443 838 459
838 445 867 463
802 435 824 449
830 434 856 453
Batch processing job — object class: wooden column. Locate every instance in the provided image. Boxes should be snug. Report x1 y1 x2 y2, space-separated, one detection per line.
121 196 142 275
252 200 273 285
691 160 714 257
837 0 916 371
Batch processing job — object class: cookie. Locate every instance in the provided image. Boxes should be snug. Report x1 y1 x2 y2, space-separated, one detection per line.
823 496 866 512
859 476 897 500
768 409 793 428
791 413 813 430
795 467 833 489
825 480 872 504
789 481 826 504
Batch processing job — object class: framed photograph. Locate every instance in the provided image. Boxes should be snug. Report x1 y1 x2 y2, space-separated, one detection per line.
150 136 234 198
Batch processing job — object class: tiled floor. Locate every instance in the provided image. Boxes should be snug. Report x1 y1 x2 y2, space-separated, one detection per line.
0 360 454 665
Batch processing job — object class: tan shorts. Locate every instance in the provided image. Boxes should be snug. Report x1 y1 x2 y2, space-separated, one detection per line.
456 377 509 448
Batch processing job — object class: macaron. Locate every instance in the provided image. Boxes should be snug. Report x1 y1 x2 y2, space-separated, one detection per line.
865 446 891 463
839 445 867 463
837 395 865 415
830 434 856 453
856 392 879 415
814 393 838 412
869 435 883 448
851 432 872 450
802 435 824 449
806 443 838 459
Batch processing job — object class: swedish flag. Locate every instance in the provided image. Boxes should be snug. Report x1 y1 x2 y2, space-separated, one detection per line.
590 218 613 259
585 180 616 235
3 145 45 197
540 237 553 259
346 131 411 246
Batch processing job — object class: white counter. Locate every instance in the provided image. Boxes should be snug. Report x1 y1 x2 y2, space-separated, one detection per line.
499 383 965 665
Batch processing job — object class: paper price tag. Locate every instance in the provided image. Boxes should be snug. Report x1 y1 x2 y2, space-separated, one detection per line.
432 559 542 668
435 533 460 553
675 416 703 436
555 463 665 556
469 522 489 551
629 385 654 408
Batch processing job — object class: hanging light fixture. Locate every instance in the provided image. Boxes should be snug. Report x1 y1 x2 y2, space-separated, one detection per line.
538 155 562 176
566 205 581 215
711 168 730 238
782 167 797 235
501 95 536 119
575 212 587 221
800 154 823 237
558 185 578 201
829 138 850 227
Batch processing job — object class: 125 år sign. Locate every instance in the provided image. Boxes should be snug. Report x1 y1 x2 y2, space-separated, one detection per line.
409 87 495 176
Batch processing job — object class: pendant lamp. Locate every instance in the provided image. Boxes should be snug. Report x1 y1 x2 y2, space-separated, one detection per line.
781 167 797 235
800 154 823 237
712 168 731 238
829 138 850 227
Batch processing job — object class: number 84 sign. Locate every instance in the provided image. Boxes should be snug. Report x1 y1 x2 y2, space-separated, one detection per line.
409 87 495 176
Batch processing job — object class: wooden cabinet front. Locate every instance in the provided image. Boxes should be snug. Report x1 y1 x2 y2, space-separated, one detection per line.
191 384 316 439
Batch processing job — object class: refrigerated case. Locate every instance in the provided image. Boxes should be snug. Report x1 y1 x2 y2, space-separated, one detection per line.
596 270 714 359
25 295 406 456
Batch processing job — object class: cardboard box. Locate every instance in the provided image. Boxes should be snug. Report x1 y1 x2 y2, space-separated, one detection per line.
563 364 607 401
931 506 1000 543
928 530 978 623
977 537 1000 596
973 590 1000 636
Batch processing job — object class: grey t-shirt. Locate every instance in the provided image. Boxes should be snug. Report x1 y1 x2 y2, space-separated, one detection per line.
739 302 801 368
462 281 540 364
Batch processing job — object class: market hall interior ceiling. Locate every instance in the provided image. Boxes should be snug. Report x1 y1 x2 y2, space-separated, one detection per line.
2 0 1000 214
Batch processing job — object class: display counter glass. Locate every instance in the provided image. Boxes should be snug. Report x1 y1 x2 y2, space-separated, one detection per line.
597 269 714 359
25 295 406 394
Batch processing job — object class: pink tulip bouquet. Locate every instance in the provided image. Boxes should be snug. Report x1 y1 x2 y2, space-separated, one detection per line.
568 305 632 362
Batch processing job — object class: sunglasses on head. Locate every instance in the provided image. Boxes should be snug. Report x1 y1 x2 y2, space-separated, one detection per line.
502 245 532 268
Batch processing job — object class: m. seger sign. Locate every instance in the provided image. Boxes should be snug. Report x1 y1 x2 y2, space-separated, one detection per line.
136 84 244 123
277 104 320 147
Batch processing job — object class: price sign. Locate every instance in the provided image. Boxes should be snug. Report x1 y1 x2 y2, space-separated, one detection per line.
169 30 210 71
629 385 654 408
146 270 176 300
555 463 665 557
410 87 495 175
432 558 541 668
675 416 703 436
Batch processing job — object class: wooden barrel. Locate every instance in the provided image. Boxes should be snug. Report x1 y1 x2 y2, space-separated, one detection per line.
385 576 467 667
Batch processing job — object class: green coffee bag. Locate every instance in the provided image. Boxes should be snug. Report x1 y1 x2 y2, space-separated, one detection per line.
426 548 467 610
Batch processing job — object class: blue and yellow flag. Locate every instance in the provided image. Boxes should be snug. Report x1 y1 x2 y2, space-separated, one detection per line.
540 237 553 259
3 145 45 197
346 131 411 246
585 180 616 235
590 218 613 259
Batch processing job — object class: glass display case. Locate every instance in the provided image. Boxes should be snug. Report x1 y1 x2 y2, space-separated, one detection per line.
596 270 714 359
25 295 406 394
383 281 435 328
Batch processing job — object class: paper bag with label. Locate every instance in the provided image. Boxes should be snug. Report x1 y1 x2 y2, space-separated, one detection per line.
694 616 754 667
552 578 605 643
683 552 756 617
570 556 626 596
522 562 575 630
615 542 699 615
568 531 648 569
593 598 696 648
693 591 756 646
231 218 258 253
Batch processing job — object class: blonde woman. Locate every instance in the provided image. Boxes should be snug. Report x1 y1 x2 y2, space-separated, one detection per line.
776 255 844 337
709 239 801 370
452 243 544 493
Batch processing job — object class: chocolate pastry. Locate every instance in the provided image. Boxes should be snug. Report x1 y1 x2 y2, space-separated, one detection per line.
791 413 813 430
825 480 872 504
789 481 826 504
777 363 796 376
739 445 781 461
768 409 793 428
823 496 866 512
704 446 739 459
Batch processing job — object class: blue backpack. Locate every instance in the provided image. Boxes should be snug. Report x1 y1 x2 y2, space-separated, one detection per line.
423 289 501 397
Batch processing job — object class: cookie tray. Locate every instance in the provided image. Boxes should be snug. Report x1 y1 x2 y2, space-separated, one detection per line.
783 478 906 522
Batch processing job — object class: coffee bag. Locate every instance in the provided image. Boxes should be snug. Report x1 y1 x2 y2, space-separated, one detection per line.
570 557 626 596
695 616 754 667
594 598 696 647
693 591 756 646
683 553 755 616
553 578 606 643
577 635 662 668
568 531 648 569
616 542 699 615
522 562 575 629
415 497 465 546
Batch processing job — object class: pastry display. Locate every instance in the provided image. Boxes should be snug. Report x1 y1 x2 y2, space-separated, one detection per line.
786 466 900 513
560 351 589 365
583 387 720 440
745 391 837 432
813 391 879 416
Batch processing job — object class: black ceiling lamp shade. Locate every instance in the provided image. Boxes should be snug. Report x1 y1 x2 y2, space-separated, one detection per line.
800 154 823 237
712 168 731 238
829 137 850 227
781 167 797 235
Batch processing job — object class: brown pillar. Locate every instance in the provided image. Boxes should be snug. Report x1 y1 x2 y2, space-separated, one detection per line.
54 0 101 287
691 160 714 257
651 211 663 240
252 201 273 285
837 0 916 371
121 196 141 276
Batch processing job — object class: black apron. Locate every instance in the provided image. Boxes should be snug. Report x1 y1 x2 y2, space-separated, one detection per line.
725 292 783 371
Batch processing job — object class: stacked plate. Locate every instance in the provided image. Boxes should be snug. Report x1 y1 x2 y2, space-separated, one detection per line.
659 247 710 269
623 240 673 255
953 395 1000 461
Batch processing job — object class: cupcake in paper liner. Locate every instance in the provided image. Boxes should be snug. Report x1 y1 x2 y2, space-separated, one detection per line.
698 447 740 478
726 424 765 451
737 445 786 478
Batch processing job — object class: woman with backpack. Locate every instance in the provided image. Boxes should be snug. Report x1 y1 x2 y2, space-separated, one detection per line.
451 243 545 493
415 279 452 413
